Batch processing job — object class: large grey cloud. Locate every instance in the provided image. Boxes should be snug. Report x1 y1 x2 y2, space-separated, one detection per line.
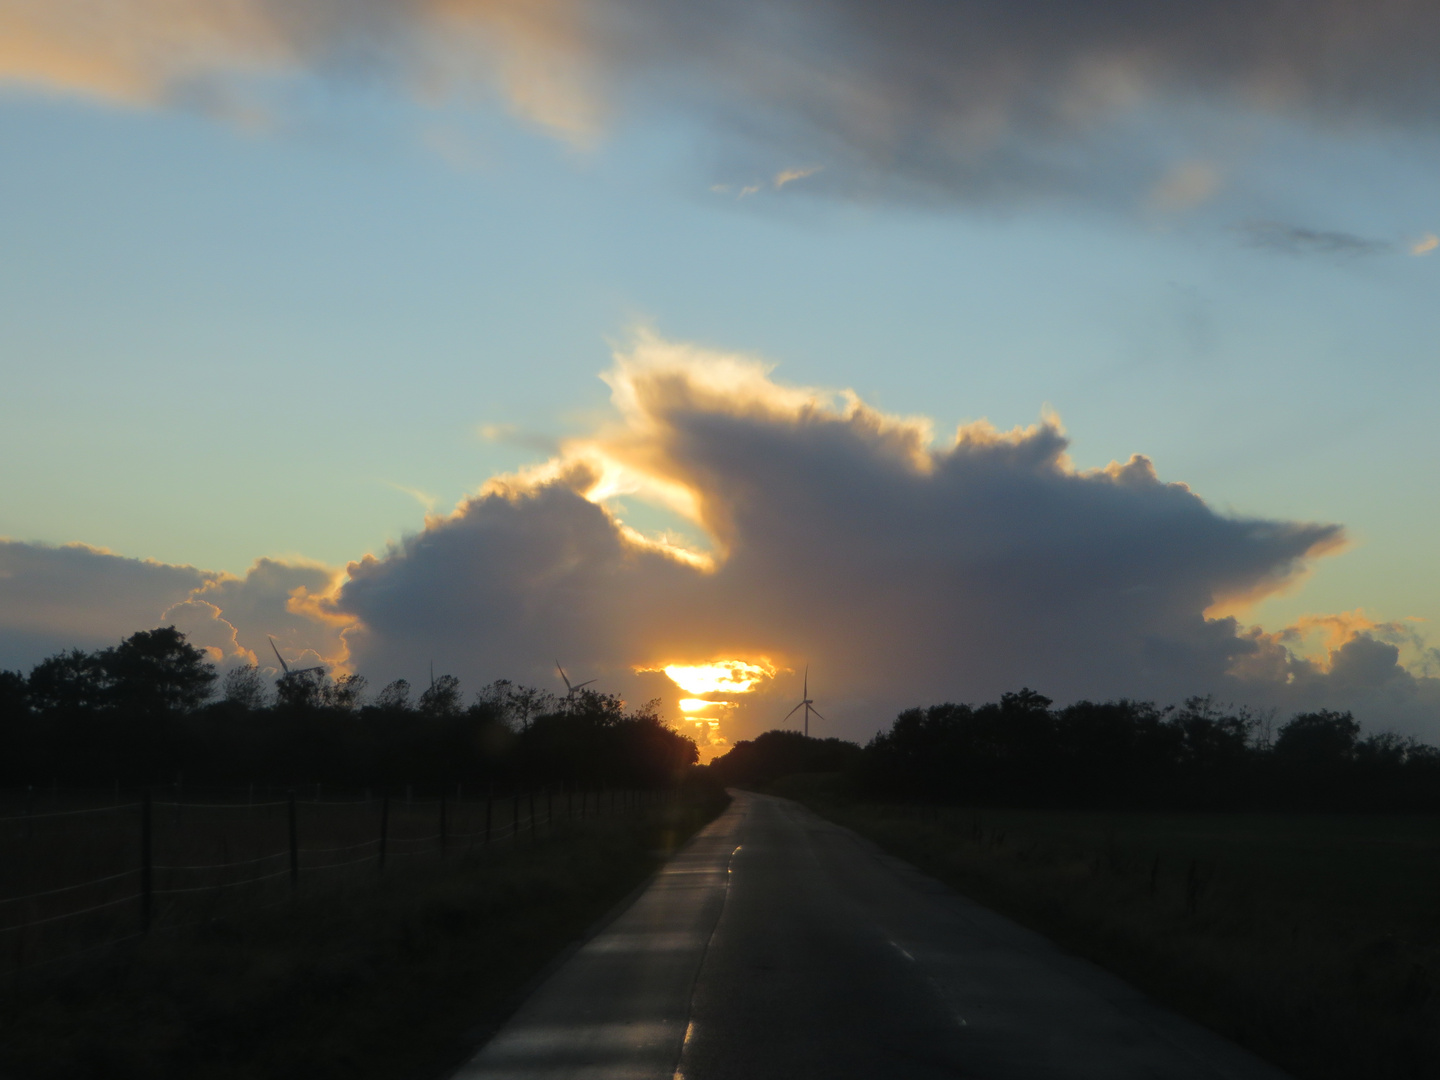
0 541 350 674
5 339 1438 747
5 1 1440 203
326 337 1440 748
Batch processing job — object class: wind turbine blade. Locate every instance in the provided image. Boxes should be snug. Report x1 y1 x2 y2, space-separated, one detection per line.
803 665 808 699
268 636 290 675
574 678 597 691
808 707 828 724
556 661 572 692
783 702 805 721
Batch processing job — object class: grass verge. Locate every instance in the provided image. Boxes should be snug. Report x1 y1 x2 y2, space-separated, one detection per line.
0 788 729 1080
769 773 1440 1080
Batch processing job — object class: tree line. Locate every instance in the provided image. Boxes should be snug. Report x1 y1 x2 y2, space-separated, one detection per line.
713 690 1440 812
0 628 698 790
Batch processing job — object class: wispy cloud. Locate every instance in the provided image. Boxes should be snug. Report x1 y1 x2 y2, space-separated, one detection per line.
478 423 559 455
1147 162 1221 211
773 165 821 190
1237 221 1391 259
1411 233 1439 256
381 480 439 513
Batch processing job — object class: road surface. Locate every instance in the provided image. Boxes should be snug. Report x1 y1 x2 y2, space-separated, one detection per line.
454 790 1289 1080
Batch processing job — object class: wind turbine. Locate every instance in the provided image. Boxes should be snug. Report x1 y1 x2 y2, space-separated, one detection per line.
782 665 826 738
555 660 596 705
269 636 325 678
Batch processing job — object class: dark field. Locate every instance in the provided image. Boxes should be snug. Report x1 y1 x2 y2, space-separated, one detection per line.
0 784 728 1080
770 774 1440 1080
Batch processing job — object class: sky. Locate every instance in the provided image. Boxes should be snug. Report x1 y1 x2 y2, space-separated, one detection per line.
2 0 1439 757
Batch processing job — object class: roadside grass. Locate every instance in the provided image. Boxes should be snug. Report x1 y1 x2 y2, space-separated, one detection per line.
0 789 728 1080
768 773 1440 1080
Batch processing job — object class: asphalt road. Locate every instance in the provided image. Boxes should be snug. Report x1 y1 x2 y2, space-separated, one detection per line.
454 791 1290 1080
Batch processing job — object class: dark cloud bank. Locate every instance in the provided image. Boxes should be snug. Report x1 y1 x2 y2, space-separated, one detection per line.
7 1 1440 204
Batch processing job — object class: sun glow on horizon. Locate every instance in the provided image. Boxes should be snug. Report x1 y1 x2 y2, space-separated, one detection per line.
652 659 776 695
679 697 736 713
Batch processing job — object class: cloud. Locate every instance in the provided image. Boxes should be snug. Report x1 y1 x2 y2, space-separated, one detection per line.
1412 233 1439 256
0 540 212 667
1147 162 1221 212
1237 221 1391 258
6 336 1440 743
319 334 1435 744
0 541 351 676
773 165 821 190
6 2 1440 203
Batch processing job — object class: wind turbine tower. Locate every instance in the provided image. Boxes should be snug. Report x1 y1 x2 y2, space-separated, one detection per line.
783 666 827 738
555 660 597 706
268 636 325 678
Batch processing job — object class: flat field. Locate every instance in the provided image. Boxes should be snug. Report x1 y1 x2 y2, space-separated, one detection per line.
0 788 728 1080
770 774 1440 1080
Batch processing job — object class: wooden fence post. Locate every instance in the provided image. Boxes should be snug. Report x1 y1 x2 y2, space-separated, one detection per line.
288 790 299 895
140 789 153 935
440 792 448 858
379 794 389 872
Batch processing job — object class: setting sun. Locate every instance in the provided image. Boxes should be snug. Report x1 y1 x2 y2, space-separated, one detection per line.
678 698 729 713
656 659 776 695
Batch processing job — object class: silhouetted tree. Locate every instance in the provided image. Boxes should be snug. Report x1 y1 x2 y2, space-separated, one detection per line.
98 626 215 713
418 674 462 717
374 679 411 711
27 649 106 714
275 669 327 711
1274 710 1360 769
323 673 367 712
222 664 268 710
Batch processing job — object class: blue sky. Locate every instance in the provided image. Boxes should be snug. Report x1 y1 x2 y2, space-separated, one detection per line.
2 1 1439 746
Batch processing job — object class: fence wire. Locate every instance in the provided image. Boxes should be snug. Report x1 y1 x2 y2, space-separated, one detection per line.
0 786 662 974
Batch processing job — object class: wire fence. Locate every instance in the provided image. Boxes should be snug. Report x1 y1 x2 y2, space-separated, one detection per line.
0 783 669 975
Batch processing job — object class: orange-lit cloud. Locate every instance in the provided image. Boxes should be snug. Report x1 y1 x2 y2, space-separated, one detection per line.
658 660 776 695
1412 233 1439 256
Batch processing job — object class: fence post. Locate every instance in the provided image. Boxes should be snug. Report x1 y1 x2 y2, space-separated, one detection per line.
288 790 299 895
140 789 153 935
379 794 389 873
440 792 448 858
